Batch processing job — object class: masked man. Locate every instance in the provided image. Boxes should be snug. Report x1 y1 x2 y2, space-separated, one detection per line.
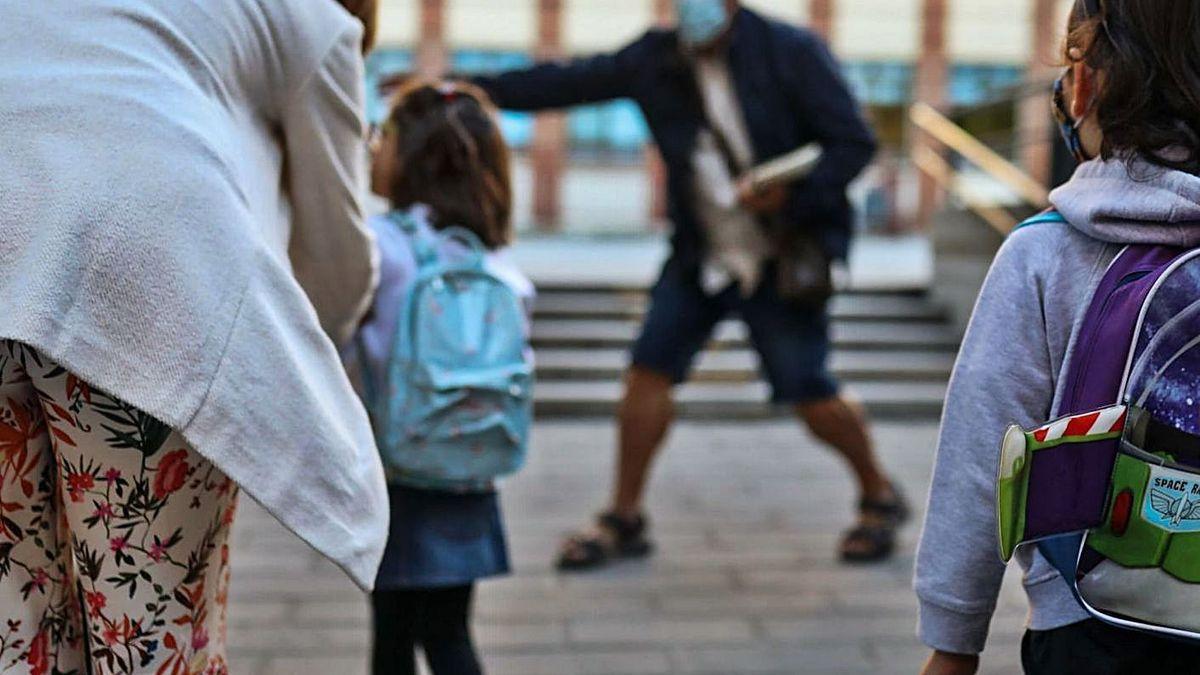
472 0 907 570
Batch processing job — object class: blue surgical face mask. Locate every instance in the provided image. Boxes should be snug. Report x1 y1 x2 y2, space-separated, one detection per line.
1052 69 1091 164
675 0 730 48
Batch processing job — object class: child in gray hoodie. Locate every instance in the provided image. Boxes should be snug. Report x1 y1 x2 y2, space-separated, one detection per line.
916 1 1200 673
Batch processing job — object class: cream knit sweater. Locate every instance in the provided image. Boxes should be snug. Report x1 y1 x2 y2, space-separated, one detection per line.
0 0 387 589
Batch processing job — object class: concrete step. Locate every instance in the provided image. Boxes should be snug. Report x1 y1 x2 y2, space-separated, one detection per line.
535 348 956 383
531 318 960 352
534 291 946 323
533 380 947 419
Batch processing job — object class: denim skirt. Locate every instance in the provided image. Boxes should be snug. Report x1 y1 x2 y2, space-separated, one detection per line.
375 484 511 590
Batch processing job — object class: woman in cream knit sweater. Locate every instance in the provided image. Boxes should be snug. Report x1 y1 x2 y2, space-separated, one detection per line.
0 0 388 671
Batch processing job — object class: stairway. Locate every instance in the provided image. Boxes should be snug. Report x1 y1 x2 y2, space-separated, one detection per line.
531 286 958 419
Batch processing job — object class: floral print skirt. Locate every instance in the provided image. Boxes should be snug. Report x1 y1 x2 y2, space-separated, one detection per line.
0 341 237 674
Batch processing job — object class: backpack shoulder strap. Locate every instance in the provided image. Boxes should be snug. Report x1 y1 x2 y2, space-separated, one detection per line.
388 210 439 269
1012 209 1067 234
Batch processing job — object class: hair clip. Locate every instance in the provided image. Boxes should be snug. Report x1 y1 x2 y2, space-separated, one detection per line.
436 83 459 102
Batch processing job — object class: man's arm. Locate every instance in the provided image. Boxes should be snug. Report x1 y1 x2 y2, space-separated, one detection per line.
471 32 655 111
775 28 877 216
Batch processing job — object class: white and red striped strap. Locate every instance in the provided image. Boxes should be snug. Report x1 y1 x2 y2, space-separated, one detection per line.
1031 404 1127 444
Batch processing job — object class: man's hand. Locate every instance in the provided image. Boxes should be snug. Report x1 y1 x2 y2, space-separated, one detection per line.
920 651 979 675
737 179 788 215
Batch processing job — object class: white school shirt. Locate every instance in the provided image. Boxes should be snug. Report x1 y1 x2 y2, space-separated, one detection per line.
691 53 773 296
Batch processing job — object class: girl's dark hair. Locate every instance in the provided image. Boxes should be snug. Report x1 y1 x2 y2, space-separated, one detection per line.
385 80 513 249
1066 0 1200 174
335 0 379 53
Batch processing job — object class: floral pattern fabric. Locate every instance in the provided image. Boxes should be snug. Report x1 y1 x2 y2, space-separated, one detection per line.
0 341 237 674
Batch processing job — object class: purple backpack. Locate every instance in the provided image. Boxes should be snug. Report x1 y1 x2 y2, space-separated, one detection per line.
997 210 1200 639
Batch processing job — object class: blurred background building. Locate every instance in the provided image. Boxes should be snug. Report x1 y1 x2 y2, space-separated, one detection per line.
365 0 1073 236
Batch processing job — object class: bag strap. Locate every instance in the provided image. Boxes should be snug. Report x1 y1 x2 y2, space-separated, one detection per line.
1013 209 1067 233
390 210 491 272
690 63 750 179
388 210 439 269
436 226 488 270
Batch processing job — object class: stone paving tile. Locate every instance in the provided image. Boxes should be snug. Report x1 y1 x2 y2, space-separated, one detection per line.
569 618 756 646
259 657 367 675
554 569 739 595
228 625 368 656
759 616 925 645
291 600 371 626
671 645 874 675
476 590 656 621
655 591 832 617
488 650 674 675
226 420 1029 674
476 621 568 649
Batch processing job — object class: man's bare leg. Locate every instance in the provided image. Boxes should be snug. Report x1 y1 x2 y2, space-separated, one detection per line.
611 366 676 518
796 395 890 500
556 366 674 569
797 395 906 560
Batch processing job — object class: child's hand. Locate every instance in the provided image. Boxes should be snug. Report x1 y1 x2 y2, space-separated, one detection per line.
920 651 979 675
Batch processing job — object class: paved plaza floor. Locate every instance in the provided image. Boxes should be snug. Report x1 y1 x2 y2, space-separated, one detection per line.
226 420 1028 674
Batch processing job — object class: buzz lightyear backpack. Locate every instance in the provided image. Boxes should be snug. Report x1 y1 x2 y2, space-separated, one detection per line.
361 211 533 493
997 210 1200 639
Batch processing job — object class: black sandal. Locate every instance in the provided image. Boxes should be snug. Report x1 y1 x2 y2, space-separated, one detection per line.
556 512 654 572
839 483 910 563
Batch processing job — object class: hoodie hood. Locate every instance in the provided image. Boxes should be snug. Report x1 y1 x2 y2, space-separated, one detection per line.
1050 156 1200 247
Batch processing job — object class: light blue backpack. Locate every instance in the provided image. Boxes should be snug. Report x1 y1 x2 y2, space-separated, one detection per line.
362 211 533 492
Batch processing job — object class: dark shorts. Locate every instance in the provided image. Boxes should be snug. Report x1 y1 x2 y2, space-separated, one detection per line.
630 259 839 404
1022 620 1200 674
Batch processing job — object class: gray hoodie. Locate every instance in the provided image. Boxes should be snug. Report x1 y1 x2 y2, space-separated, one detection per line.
914 157 1200 654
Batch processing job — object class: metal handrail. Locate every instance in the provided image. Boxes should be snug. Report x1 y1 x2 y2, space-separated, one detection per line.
910 102 1051 210
911 144 1019 234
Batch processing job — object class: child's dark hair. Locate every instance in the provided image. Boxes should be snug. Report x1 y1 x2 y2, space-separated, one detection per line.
385 80 513 249
1066 0 1200 174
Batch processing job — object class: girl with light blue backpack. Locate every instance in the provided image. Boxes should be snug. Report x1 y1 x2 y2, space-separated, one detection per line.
346 79 534 675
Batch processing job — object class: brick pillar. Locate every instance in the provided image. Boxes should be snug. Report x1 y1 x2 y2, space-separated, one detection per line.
913 0 947 229
1019 0 1058 187
416 0 446 77
646 0 674 226
531 0 566 231
809 0 834 41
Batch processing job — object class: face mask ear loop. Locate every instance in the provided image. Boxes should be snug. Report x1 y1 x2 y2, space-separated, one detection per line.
1073 64 1103 162
1073 92 1098 134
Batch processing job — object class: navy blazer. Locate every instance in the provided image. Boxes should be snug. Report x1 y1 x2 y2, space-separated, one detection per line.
473 8 877 264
